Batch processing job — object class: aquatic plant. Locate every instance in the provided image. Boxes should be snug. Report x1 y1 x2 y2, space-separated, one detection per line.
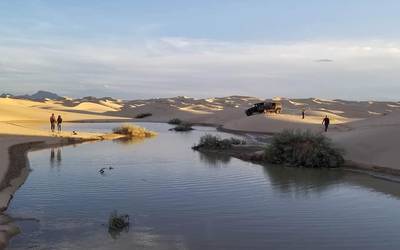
135 113 152 119
113 124 157 138
265 130 344 168
108 210 129 231
171 122 193 132
168 118 183 125
192 134 246 150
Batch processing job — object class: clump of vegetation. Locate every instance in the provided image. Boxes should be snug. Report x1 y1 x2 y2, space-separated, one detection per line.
135 113 152 119
192 134 246 150
265 130 344 168
113 124 157 138
168 118 183 125
171 122 194 132
228 137 247 145
108 210 129 231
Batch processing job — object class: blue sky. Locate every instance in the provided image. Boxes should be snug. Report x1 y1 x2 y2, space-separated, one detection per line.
1 0 400 99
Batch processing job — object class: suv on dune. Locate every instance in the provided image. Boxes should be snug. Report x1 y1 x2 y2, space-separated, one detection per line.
245 102 282 116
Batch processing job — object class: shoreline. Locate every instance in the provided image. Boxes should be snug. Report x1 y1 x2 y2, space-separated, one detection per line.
0 133 125 248
0 138 84 248
193 142 400 182
1 121 400 248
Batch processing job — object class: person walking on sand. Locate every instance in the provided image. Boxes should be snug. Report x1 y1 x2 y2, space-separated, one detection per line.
322 115 330 132
50 113 56 132
301 109 305 119
57 115 63 132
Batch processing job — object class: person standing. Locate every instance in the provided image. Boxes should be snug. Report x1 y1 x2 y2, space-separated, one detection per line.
50 114 56 132
322 115 330 132
301 109 305 119
57 115 63 132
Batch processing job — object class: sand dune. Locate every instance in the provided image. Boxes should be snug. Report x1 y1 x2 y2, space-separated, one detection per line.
0 98 126 121
1 95 399 173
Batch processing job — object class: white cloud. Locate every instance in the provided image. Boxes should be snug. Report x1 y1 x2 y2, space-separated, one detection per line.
1 37 400 99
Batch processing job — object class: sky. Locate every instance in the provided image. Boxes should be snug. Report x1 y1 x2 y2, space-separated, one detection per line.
0 0 400 100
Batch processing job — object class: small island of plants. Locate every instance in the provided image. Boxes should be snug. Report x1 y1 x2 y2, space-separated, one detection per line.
113 124 157 138
192 130 344 168
192 134 246 150
265 130 344 168
170 122 194 132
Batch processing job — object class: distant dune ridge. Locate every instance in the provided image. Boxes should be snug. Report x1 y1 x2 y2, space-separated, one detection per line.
0 92 400 172
3 90 66 101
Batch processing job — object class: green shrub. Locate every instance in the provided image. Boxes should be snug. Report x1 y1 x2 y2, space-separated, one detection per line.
135 113 152 119
193 134 246 150
108 210 129 231
265 130 344 168
168 118 183 125
172 122 193 132
113 124 157 138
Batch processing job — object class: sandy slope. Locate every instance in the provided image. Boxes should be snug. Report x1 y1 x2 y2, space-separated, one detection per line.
330 111 400 169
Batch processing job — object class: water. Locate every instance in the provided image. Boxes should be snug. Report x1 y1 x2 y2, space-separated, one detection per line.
7 123 400 250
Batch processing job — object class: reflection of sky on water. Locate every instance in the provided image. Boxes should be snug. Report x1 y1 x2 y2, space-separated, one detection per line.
8 123 400 250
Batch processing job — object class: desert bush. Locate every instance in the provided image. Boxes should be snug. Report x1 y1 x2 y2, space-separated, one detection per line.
135 113 152 119
171 122 193 132
193 134 246 150
113 124 157 138
228 137 247 145
168 118 183 125
265 130 344 168
108 210 129 231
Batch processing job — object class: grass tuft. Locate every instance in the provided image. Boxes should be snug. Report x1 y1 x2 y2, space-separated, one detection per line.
113 124 157 138
168 118 183 125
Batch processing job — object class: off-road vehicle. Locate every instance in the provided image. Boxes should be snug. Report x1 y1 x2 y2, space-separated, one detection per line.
245 102 282 116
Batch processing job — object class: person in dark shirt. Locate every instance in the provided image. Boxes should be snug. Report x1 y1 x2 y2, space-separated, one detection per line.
301 109 305 119
57 115 63 132
322 115 330 132
50 114 56 132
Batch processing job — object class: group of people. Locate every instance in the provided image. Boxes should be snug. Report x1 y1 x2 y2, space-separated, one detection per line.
301 109 330 132
50 113 63 132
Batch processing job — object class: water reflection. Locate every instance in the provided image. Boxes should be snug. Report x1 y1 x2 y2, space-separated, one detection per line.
113 137 146 145
108 225 130 240
197 152 231 167
262 164 345 197
50 148 62 168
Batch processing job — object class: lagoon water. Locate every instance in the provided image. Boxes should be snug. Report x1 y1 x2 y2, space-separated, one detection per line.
8 123 400 249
